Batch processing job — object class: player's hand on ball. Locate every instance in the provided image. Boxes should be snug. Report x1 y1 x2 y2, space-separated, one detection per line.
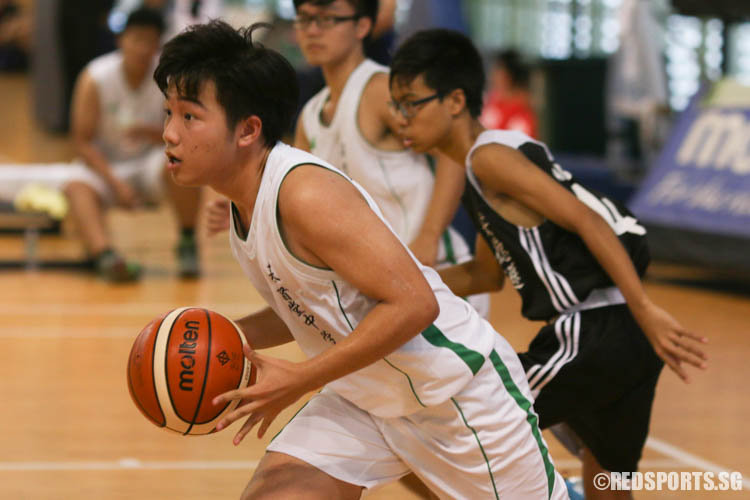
213 344 310 445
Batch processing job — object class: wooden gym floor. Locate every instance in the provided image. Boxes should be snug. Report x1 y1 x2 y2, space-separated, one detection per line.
1 73 748 499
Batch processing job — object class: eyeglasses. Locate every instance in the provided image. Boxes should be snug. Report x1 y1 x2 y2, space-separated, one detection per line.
292 14 360 30
388 93 441 119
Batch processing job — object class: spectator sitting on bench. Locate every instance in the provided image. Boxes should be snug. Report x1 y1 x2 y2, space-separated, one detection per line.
63 7 202 282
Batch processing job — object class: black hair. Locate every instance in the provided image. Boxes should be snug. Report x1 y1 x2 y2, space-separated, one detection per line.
124 7 166 35
154 21 299 147
390 29 485 118
292 0 379 42
493 49 531 89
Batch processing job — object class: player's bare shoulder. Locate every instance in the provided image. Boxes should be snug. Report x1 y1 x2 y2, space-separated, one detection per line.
279 165 366 229
470 141 535 185
358 71 403 151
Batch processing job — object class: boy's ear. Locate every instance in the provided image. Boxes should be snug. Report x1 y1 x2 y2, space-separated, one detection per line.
237 115 264 147
446 88 468 117
355 15 373 41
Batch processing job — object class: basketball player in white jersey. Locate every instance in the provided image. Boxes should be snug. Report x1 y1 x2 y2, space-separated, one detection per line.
156 21 569 500
390 29 709 499
63 7 201 282
207 0 488 315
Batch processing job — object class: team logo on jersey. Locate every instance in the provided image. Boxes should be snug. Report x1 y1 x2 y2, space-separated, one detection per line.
477 212 524 290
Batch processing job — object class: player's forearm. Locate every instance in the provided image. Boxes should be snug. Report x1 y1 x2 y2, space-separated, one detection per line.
576 212 650 311
296 295 439 392
74 141 118 186
439 260 502 297
233 306 295 350
415 157 465 242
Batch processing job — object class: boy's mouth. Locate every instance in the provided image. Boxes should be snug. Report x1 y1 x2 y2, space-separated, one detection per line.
166 152 182 169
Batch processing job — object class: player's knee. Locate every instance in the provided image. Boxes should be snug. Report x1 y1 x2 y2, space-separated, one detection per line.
241 458 311 500
64 180 98 200
241 454 361 500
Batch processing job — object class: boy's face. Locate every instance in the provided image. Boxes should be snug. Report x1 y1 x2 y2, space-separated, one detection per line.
162 80 238 187
294 0 367 67
119 25 162 76
389 74 452 154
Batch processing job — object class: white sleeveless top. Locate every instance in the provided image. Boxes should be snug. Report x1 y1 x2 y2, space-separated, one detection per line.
228 143 497 417
300 59 470 265
86 51 164 163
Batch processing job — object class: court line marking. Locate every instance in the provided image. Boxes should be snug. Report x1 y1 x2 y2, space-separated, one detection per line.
0 458 679 472
2 327 169 339
646 437 750 489
0 459 260 471
0 303 253 317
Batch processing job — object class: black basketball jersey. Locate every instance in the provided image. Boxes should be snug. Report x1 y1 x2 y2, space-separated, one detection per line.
462 130 650 321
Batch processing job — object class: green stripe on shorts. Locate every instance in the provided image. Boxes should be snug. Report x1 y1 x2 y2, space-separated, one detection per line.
451 397 499 499
489 350 556 498
421 323 485 375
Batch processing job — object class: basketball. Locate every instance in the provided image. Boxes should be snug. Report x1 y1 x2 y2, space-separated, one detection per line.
127 307 255 435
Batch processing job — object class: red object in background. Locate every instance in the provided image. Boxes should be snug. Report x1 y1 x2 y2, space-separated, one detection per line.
480 90 538 138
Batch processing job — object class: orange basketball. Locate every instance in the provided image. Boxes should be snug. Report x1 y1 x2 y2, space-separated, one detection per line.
127 307 255 435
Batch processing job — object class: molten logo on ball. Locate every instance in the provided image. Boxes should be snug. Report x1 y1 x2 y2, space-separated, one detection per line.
178 320 200 392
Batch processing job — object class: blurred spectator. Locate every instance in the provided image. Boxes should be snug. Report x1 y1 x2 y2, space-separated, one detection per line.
0 0 30 71
109 0 223 38
63 7 202 282
480 49 538 138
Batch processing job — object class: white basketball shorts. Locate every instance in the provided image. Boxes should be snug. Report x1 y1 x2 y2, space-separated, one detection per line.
267 336 569 500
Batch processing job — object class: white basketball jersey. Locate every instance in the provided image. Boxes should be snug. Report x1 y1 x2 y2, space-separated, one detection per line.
301 60 457 250
228 143 498 418
87 51 164 162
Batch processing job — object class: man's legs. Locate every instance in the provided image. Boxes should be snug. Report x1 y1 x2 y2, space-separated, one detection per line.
582 447 632 500
64 180 140 281
163 169 202 278
241 451 363 500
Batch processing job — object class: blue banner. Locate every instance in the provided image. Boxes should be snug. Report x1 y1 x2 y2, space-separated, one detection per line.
630 83 750 238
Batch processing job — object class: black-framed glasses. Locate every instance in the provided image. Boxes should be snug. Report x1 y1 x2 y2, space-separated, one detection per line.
388 93 442 119
292 14 360 30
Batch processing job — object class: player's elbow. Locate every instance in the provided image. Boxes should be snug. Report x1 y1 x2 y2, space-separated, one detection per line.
411 288 440 330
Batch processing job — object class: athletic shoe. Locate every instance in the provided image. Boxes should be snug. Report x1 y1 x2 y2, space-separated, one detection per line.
565 477 585 500
96 251 141 283
176 235 200 279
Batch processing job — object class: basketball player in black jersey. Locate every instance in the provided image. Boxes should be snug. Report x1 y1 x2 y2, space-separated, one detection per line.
389 29 708 499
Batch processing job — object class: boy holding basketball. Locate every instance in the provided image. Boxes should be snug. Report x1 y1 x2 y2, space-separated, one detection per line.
155 21 569 499
388 29 708 499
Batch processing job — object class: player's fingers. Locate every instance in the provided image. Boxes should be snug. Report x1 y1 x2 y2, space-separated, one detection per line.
233 413 262 445
675 345 708 369
215 400 258 431
679 329 709 344
674 340 709 365
243 343 260 364
213 387 252 406
256 412 279 439
659 349 688 382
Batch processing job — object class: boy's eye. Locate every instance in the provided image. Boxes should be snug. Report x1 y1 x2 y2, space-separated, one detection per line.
184 113 193 121
164 109 171 116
